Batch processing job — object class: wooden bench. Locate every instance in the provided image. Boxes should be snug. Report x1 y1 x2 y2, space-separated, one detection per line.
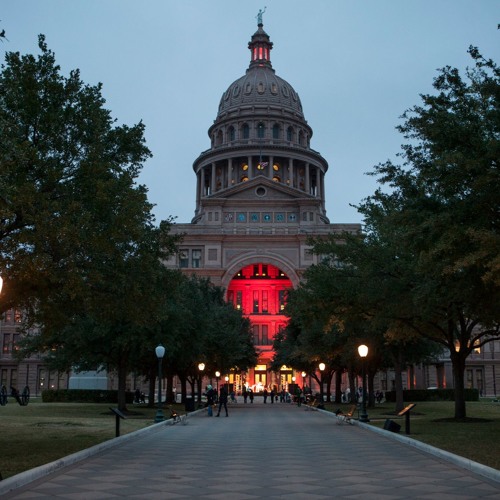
335 405 357 424
305 398 319 411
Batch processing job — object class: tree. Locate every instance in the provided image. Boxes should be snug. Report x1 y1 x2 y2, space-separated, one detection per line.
361 47 499 419
0 35 181 410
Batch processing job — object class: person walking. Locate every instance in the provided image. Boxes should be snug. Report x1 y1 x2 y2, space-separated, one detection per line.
216 384 229 417
205 385 216 416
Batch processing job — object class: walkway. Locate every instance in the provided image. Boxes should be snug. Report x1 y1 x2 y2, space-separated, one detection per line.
2 400 500 499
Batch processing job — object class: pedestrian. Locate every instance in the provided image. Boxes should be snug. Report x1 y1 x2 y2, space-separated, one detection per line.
263 388 268 403
248 388 254 403
205 385 216 416
243 387 248 403
216 384 229 417
270 387 275 404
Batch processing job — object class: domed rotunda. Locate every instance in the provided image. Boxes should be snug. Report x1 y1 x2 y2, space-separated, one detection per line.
165 15 360 393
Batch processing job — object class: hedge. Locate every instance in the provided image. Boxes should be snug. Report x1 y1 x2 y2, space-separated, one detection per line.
384 388 479 402
42 389 135 403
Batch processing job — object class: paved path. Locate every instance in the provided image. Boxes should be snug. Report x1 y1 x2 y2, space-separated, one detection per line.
2 401 500 499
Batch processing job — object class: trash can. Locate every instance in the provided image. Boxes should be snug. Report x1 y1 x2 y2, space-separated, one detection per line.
185 396 195 412
383 419 401 433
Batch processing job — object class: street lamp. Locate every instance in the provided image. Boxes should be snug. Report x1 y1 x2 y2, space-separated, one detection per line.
358 344 369 422
154 345 165 422
319 363 325 400
198 363 205 408
215 371 220 394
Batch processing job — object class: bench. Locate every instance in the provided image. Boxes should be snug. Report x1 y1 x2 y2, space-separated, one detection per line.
335 405 357 424
305 399 319 411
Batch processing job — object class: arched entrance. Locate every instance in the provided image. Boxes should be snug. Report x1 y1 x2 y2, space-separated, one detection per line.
226 262 292 393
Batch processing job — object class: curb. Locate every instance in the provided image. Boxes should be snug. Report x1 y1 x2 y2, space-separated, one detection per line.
318 408 500 484
0 408 204 496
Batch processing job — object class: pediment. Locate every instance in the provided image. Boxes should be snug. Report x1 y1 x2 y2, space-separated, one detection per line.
208 176 313 202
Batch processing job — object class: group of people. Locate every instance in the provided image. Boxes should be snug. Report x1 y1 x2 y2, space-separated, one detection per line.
204 384 229 417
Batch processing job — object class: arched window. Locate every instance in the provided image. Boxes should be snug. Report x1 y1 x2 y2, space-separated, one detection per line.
242 123 250 139
272 123 280 139
299 130 305 146
257 122 265 139
228 126 235 142
287 126 294 142
216 130 223 146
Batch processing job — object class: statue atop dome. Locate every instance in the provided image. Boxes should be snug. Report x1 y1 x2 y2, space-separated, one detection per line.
256 7 266 26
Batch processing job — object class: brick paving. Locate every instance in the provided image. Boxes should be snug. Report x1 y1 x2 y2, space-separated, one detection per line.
2 400 500 499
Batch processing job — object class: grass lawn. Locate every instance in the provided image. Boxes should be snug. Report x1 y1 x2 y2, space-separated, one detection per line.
0 399 185 479
323 399 500 471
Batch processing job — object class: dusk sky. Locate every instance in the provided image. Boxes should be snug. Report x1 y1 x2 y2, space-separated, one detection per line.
2 1 498 225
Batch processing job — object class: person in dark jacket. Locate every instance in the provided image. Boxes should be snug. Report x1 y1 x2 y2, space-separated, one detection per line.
216 384 229 417
205 385 216 416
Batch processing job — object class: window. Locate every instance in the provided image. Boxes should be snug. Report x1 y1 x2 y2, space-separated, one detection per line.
179 250 189 268
228 126 235 141
278 290 287 311
257 122 265 139
242 123 250 139
192 250 201 268
272 123 280 139
287 126 293 142
3 334 10 354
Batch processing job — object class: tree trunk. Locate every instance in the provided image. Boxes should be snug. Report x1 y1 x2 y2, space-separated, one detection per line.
335 370 342 404
450 350 467 419
117 360 128 413
348 369 356 403
165 372 175 404
393 354 404 413
368 371 375 408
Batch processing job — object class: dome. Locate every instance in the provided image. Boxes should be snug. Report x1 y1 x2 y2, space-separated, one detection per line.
215 23 305 121
217 67 304 118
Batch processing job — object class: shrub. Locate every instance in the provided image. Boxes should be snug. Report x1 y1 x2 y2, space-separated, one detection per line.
42 389 134 403
384 388 479 402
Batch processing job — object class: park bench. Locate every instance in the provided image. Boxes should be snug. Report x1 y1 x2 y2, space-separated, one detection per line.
335 405 357 424
304 396 319 411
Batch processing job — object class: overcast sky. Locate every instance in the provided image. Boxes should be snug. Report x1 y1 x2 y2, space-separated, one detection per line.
2 1 498 225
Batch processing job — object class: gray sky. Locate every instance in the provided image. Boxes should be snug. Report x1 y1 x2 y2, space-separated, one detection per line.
2 1 498 225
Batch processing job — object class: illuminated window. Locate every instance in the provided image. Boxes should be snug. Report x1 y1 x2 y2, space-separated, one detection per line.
236 291 242 310
253 290 259 313
14 310 21 323
3 334 10 354
279 290 287 311
262 290 268 313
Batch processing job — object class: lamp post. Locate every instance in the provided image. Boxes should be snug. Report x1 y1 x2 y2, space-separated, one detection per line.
319 363 325 400
155 345 166 422
198 363 205 408
358 344 369 422
215 371 220 395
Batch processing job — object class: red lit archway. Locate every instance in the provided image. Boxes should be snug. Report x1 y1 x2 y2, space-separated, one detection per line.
226 263 292 392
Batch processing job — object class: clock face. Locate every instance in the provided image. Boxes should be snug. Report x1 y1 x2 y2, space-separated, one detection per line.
237 213 246 222
224 212 233 222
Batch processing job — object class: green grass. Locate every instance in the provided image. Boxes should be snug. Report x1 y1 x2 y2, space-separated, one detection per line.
324 399 500 470
0 400 184 479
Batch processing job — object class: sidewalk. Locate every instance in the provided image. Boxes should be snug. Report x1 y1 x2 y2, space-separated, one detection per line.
2 400 500 499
